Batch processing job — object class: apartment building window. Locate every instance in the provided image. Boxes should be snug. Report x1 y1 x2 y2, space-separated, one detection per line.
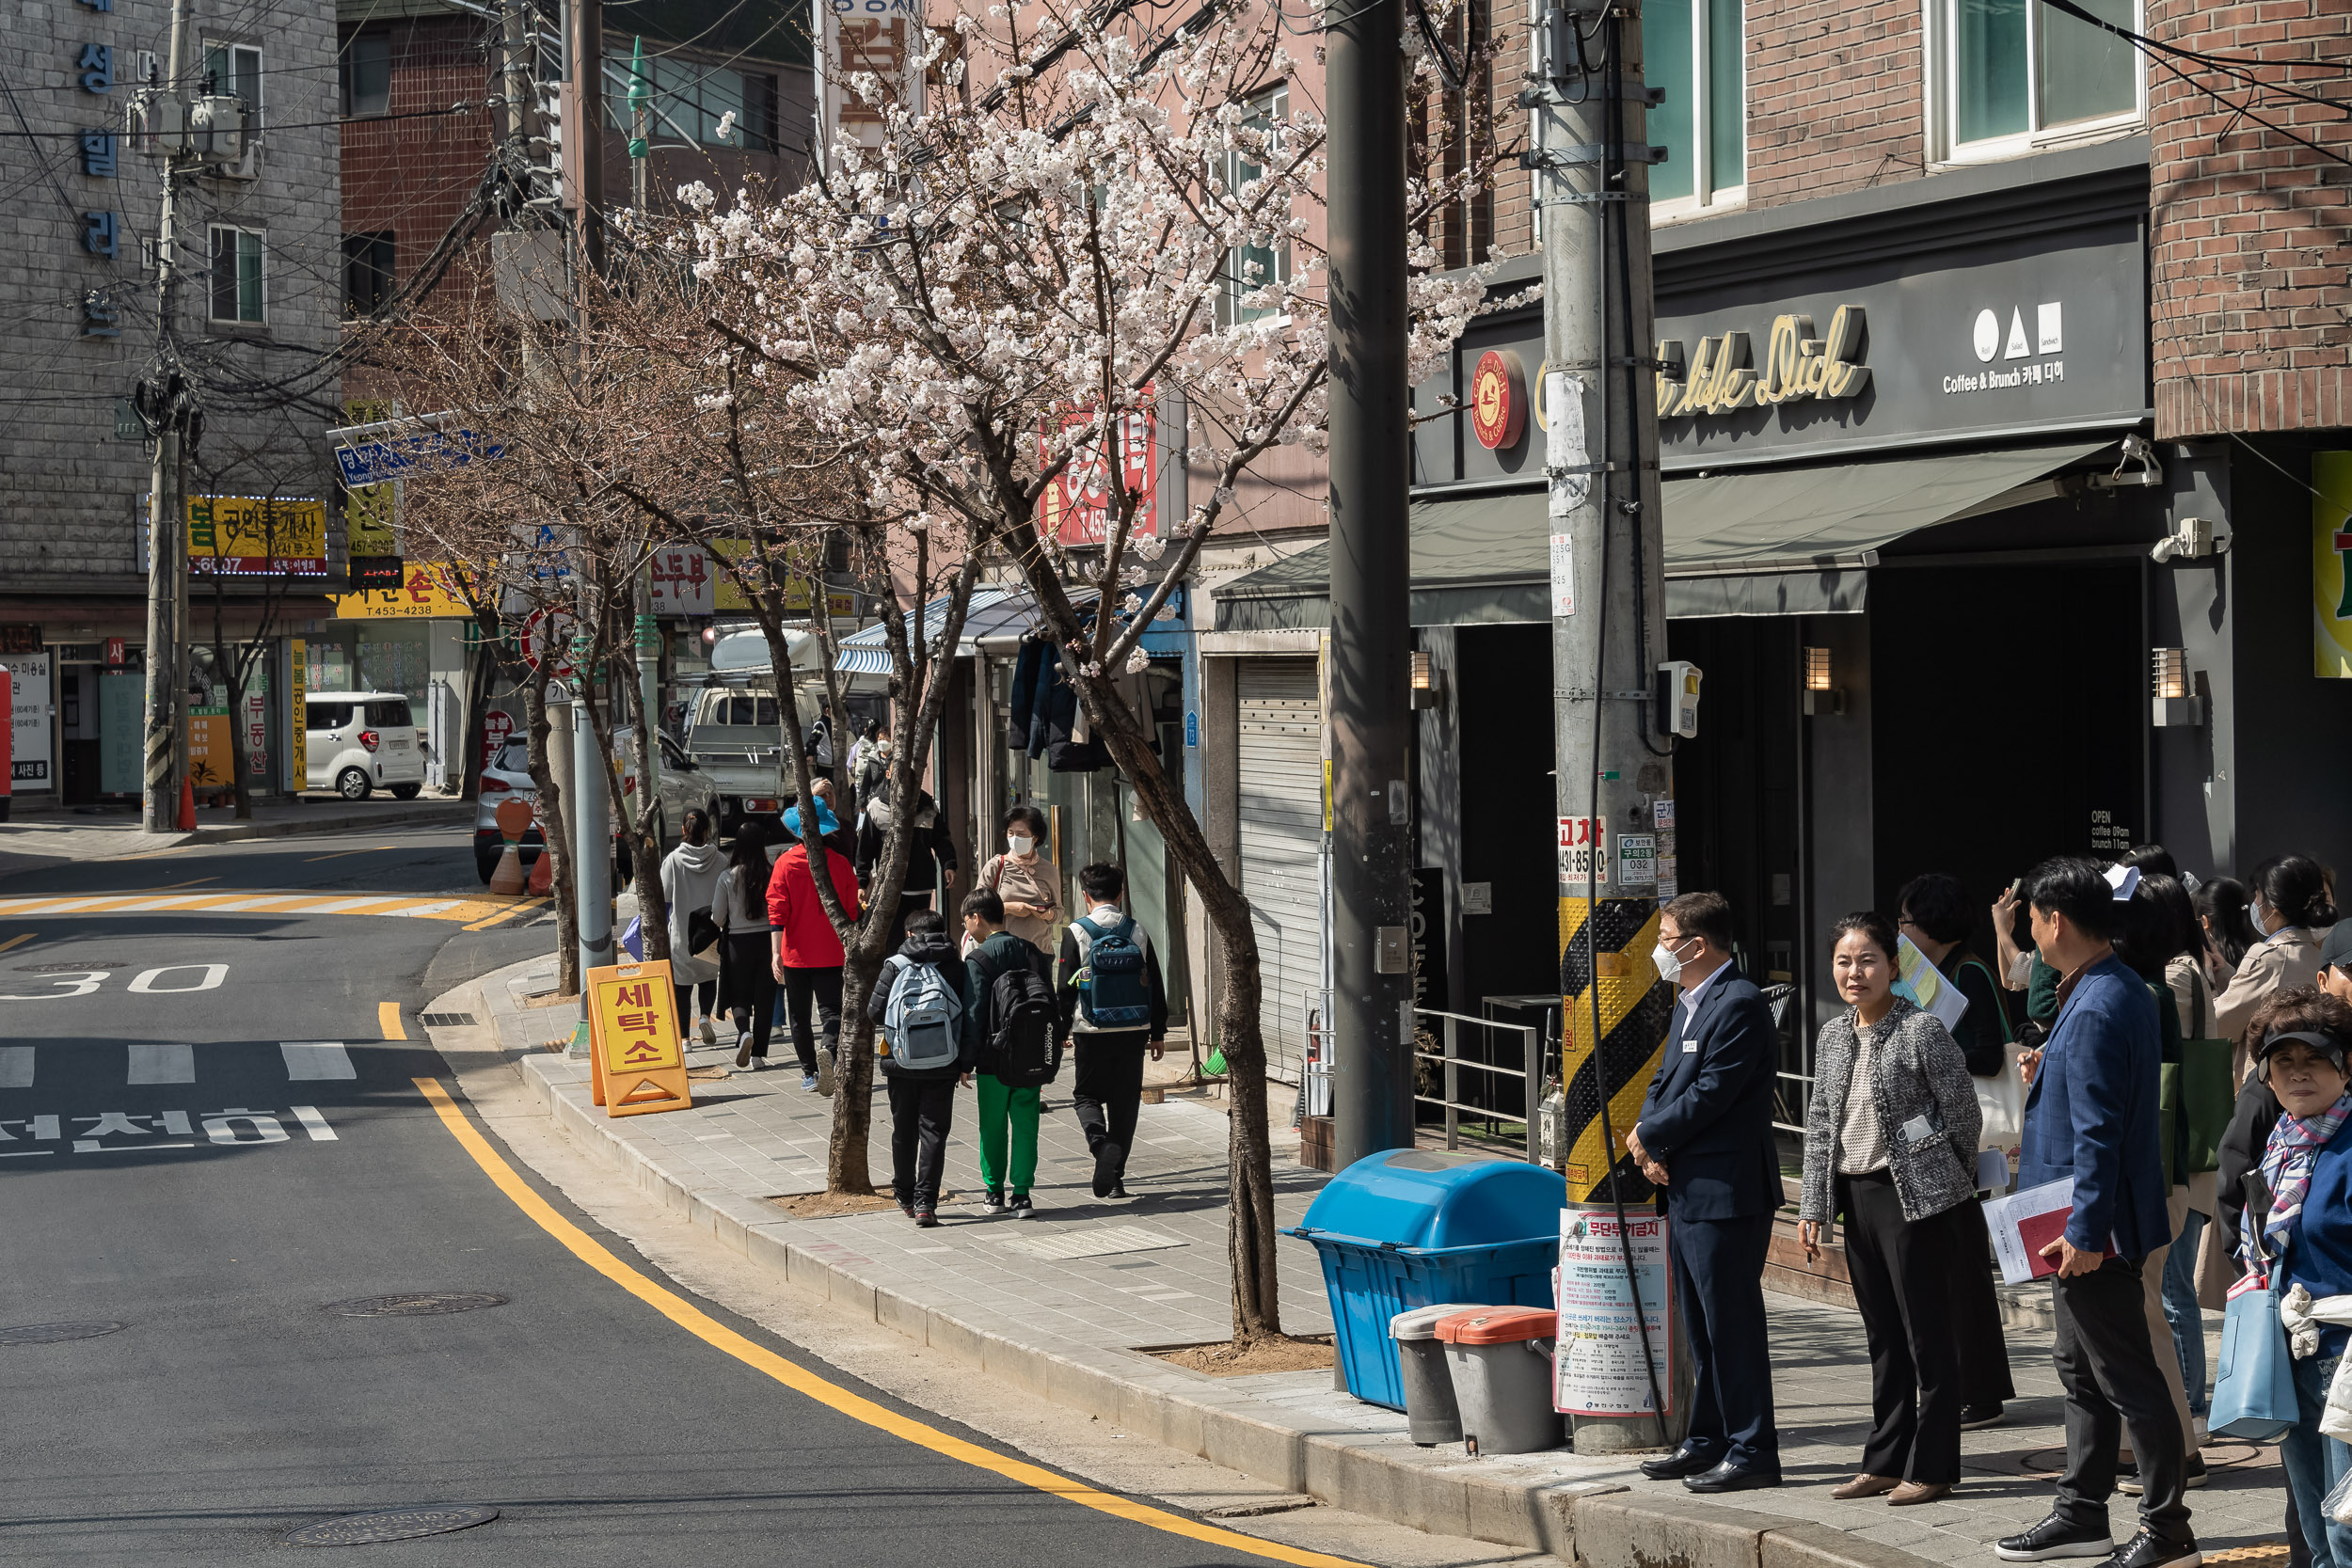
1933 0 2139 159
209 226 265 324
342 32 390 117
1216 85 1291 327
343 232 395 316
608 50 780 152
204 40 263 128
1645 0 1742 211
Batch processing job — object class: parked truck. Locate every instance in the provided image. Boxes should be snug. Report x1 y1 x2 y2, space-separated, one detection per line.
685 626 827 839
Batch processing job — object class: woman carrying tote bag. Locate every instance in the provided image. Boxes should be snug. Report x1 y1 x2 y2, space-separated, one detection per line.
1800 911 1985 1505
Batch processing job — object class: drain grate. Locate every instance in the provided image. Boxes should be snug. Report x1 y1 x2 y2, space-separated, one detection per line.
19 959 127 972
0 1321 127 1345
418 1013 475 1028
287 1505 498 1545
993 1225 1187 1261
324 1292 508 1318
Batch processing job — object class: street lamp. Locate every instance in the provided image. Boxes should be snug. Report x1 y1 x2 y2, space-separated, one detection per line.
2152 647 2203 727
1801 645 1843 717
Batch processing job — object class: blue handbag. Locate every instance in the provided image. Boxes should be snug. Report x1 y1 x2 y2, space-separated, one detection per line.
2210 1269 2298 1441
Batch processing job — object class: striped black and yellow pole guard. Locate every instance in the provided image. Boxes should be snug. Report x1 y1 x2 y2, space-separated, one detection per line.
1557 895 1677 1203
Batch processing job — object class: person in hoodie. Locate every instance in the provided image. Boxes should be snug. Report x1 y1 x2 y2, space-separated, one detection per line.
1055 861 1168 1198
769 800 863 1095
866 908 974 1226
856 778 960 953
660 809 726 1046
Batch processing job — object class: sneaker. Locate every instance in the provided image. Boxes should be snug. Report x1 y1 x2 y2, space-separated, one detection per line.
978 1189 1006 1215
817 1053 835 1098
801 1072 819 1092
699 1016 717 1046
2106 1526 2201 1568
1960 1402 2004 1430
2118 1456 2207 1496
914 1209 939 1228
898 1198 914 1218
2191 1415 2211 1448
1092 1141 1123 1198
1111 1180 1131 1199
736 1035 754 1069
1008 1193 1035 1219
1994 1515 2113 1561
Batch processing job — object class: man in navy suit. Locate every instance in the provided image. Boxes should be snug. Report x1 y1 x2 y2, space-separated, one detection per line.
1995 858 2197 1568
1625 891 1783 1492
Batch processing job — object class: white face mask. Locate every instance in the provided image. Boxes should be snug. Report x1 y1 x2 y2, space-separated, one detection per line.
1652 935 1696 984
1007 834 1034 856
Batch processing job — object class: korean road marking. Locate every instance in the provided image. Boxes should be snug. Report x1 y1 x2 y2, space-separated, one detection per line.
72 1142 197 1152
128 964 228 994
305 845 396 863
0 1150 53 1158
0 1047 31 1086
410 1077 1378 1568
127 1042 195 1085
291 1106 339 1142
379 1003 407 1040
280 1042 357 1081
0 932 32 954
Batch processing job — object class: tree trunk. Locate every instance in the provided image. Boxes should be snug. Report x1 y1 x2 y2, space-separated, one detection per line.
457 633 499 802
522 673 580 997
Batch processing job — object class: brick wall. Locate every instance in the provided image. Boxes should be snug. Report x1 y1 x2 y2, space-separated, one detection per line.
339 13 497 319
2147 0 2352 439
1740 0 1925 207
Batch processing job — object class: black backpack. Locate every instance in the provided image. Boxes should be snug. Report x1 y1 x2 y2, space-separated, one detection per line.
989 959 1060 1087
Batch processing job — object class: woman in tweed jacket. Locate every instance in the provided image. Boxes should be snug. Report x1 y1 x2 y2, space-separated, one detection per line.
1799 911 1984 1506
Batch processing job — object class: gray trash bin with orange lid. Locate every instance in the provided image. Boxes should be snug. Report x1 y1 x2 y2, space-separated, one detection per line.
1388 1302 1481 1445
1436 1307 1563 1455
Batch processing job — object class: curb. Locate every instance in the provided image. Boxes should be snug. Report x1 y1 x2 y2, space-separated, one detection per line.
444 958 1946 1568
188 801 471 844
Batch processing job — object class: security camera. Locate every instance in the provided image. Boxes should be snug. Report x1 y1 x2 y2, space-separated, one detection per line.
2152 517 2222 562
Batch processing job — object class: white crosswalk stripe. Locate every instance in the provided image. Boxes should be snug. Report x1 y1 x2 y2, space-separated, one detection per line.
126 1042 196 1084
278 1042 357 1081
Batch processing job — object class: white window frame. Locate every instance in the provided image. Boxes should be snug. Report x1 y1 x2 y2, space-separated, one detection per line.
1215 83 1293 329
1646 0 1745 222
1924 0 2146 166
207 224 267 325
203 39 264 128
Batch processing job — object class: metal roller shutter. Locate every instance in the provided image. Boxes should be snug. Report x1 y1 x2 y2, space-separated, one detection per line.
1236 658 1325 1085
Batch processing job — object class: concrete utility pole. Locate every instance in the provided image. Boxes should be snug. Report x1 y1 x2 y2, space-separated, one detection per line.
140 0 191 833
626 38 660 810
1325 0 1416 1167
1536 0 1684 1451
571 0 607 274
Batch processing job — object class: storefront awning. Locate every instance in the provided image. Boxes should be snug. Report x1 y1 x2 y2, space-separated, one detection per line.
1211 439 2117 631
834 587 1035 674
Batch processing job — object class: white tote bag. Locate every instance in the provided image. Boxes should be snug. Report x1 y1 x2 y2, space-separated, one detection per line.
1975 1044 2026 1162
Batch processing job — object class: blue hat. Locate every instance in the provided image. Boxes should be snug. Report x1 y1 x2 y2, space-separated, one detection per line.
782 800 838 837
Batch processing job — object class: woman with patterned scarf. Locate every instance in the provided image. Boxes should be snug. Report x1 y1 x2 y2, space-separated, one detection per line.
2236 988 2352 1568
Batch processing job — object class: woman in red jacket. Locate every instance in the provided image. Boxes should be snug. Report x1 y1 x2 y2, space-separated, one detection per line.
769 832 863 1095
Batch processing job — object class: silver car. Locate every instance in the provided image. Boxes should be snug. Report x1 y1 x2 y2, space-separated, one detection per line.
472 729 720 885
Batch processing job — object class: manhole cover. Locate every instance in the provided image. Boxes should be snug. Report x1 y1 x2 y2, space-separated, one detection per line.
0 1321 127 1345
418 1013 475 1027
324 1292 508 1318
287 1505 498 1545
19 960 127 972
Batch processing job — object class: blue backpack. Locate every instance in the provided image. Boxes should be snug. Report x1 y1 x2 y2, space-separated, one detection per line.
1074 914 1152 1029
881 955 962 1071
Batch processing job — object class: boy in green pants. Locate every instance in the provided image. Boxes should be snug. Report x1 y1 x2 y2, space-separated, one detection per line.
961 887 1058 1216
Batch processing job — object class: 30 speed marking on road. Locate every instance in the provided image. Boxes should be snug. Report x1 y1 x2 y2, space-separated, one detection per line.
0 964 230 1001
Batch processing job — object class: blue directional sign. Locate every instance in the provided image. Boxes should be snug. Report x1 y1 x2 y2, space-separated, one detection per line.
331 428 504 487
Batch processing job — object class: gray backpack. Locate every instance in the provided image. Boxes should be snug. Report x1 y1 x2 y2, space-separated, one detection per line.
882 954 962 1071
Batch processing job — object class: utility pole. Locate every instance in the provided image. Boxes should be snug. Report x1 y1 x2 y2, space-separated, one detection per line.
1325 0 1415 1167
627 38 660 810
571 0 607 274
140 0 191 834
1536 0 1684 1451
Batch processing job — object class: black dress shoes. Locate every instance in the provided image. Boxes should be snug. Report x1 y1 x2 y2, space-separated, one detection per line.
1638 1446 1719 1481
1684 1460 1783 1493
1994 1513 2114 1561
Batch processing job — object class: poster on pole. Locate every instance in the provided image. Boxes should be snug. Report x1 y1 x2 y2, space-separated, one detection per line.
1554 1208 1672 1418
6 650 53 791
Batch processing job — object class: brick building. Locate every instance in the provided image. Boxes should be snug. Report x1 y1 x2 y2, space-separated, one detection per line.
1 0 342 806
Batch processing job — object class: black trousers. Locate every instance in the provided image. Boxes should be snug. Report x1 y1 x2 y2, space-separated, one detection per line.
2052 1257 2193 1537
1072 1033 1150 1167
674 979 718 1028
1950 1194 2019 1406
784 965 844 1073
723 934 776 1058
1669 1208 1779 1470
1837 1171 1964 1484
887 1075 956 1210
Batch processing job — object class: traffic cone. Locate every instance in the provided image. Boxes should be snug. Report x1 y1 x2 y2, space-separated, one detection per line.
176 778 197 832
526 846 553 895
488 840 527 895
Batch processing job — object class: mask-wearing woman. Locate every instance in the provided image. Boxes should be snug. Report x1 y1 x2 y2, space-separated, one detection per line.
974 804 1061 955
1799 911 1984 1506
2215 855 2339 1086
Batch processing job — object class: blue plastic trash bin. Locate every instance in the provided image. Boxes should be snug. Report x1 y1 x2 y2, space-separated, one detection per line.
1286 1148 1565 1410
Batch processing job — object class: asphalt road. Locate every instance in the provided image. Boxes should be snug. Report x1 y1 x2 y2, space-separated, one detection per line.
0 832 1295 1564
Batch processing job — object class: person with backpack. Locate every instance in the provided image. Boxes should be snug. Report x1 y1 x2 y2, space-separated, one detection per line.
961 886 1058 1217
1056 862 1169 1198
866 908 973 1227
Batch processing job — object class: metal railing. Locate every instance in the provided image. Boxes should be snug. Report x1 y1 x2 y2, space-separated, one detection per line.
1412 1008 1546 1164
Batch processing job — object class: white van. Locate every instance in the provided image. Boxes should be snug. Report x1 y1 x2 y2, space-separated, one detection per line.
305 690 425 800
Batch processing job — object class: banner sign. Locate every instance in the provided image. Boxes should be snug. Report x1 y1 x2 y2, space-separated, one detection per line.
188 496 327 575
1554 1208 1673 1418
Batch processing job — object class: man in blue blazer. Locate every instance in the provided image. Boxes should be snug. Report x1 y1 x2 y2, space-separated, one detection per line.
1625 891 1783 1492
1995 858 2197 1568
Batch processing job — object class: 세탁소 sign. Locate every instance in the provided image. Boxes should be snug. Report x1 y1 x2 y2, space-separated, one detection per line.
585 960 691 1117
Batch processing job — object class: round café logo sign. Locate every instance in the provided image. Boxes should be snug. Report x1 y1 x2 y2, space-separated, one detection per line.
1470 349 1527 451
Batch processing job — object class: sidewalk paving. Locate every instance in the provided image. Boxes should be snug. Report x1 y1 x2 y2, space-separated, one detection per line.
0 796 469 878
451 953 2290 1568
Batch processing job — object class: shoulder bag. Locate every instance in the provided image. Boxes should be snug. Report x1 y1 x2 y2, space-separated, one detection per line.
1960 958 2026 1163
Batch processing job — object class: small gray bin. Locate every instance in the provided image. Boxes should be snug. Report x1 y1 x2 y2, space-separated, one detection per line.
1388 1302 1481 1446
1437 1307 1565 1456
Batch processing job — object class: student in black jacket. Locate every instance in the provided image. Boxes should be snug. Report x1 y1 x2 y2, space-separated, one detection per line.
866 909 973 1227
1055 862 1168 1199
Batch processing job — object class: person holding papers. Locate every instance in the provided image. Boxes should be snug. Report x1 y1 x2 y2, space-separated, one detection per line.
1994 859 2196 1568
1799 911 1983 1506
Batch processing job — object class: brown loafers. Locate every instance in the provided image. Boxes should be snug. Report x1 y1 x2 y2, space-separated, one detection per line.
1887 1481 1952 1506
1831 1474 1900 1499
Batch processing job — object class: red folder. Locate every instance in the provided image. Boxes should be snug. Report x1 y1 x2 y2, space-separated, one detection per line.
2015 1207 2118 1278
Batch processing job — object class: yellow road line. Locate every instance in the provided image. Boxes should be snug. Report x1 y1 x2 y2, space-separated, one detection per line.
306 844 397 863
460 896 548 932
409 1076 1370 1568
380 1002 407 1040
0 932 31 954
115 845 194 861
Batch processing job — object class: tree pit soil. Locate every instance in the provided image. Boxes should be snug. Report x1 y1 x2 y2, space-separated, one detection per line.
1147 1335 1334 1377
768 1191 960 1219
